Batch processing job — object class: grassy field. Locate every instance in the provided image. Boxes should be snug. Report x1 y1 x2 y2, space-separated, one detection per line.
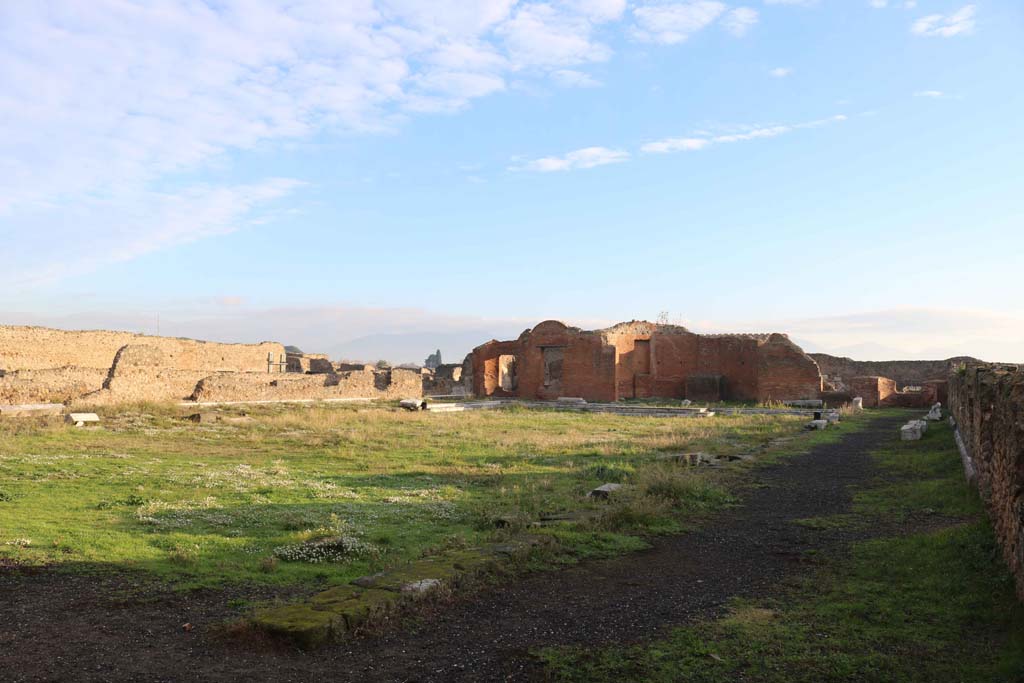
539 419 1024 682
0 401 817 590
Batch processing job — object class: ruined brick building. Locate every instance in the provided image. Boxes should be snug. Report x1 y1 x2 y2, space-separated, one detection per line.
466 320 824 403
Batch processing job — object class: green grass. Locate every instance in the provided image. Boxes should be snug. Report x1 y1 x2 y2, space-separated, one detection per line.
0 401 813 589
539 417 1024 682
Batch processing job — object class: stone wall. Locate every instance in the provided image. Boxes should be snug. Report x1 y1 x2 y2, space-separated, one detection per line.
811 353 978 390
0 324 421 406
469 320 822 403
191 367 422 402
423 364 466 396
949 364 1024 601
0 325 283 372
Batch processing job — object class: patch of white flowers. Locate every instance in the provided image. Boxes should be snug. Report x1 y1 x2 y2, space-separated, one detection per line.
272 535 380 564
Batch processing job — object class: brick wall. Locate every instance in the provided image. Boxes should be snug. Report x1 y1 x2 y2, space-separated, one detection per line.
949 364 1024 601
468 320 823 403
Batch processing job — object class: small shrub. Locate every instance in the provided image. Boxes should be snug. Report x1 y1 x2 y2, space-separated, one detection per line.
597 495 673 531
631 466 732 511
581 463 631 482
167 544 199 565
0 490 12 502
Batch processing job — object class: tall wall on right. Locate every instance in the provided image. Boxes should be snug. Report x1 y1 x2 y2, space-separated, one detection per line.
949 364 1024 601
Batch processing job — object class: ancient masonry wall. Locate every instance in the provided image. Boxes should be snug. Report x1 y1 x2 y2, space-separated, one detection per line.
192 367 422 402
0 325 422 405
0 325 282 372
949 364 1024 601
469 320 822 403
847 375 946 409
811 353 977 390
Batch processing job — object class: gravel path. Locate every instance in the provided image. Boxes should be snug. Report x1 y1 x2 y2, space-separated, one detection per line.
0 412 906 682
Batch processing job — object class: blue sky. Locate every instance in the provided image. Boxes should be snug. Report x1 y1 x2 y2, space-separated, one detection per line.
2 1 1022 363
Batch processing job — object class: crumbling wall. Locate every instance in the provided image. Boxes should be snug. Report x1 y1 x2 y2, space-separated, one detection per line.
756 334 823 402
848 376 897 408
0 366 108 404
191 367 422 402
811 353 978 390
286 352 334 374
423 364 466 396
949 364 1024 601
0 325 283 373
848 375 946 408
468 320 823 403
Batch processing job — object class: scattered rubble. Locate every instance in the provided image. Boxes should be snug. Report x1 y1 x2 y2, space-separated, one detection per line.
65 412 100 427
588 483 622 499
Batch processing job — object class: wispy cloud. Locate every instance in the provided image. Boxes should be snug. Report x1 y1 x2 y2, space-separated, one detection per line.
513 146 630 172
911 4 976 37
5 179 303 288
722 7 760 36
913 90 944 98
763 0 818 6
0 1 637 286
641 114 847 154
632 1 727 44
551 69 603 88
769 66 793 77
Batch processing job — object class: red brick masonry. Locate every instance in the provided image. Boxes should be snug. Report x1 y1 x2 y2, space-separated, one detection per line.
949 364 1024 601
468 320 823 403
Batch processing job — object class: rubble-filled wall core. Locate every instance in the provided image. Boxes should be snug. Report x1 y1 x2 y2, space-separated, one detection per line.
949 364 1024 601
468 320 823 403
0 325 421 405
0 325 282 373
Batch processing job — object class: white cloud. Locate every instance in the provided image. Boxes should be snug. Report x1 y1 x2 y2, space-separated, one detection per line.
911 4 976 37
632 1 727 44
869 0 888 8
497 3 615 68
640 137 712 153
769 66 793 77
722 7 760 36
513 146 630 172
642 114 846 154
551 69 603 87
913 90 944 98
5 179 303 287
0 1 647 286
763 0 818 6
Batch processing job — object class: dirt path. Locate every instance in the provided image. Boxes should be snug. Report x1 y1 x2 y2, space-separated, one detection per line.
1 413 907 682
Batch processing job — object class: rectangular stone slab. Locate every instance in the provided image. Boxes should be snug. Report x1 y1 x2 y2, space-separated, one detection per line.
0 403 64 418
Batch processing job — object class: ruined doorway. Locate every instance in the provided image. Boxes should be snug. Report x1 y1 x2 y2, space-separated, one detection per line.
542 346 564 391
498 354 518 392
